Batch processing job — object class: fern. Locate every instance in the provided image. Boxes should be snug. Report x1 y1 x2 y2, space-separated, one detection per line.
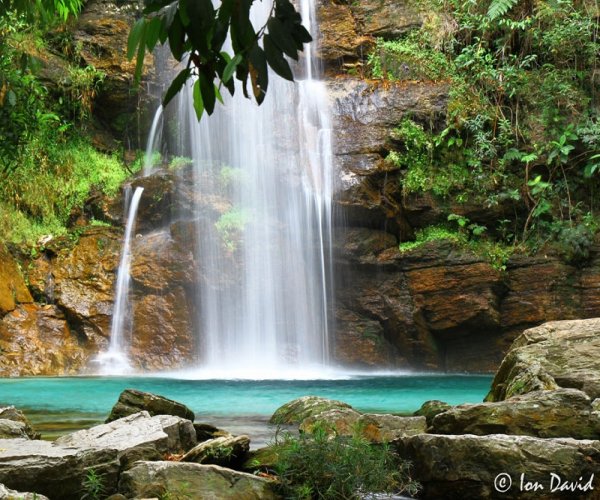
487 0 519 20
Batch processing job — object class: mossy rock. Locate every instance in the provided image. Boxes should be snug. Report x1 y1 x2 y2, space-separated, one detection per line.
269 396 353 425
414 400 452 426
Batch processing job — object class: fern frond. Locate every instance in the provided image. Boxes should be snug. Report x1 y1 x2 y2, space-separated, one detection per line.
487 0 519 20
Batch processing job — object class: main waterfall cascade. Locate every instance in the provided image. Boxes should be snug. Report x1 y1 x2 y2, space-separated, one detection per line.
126 0 334 378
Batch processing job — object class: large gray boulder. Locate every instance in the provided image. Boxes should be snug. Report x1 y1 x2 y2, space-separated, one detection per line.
57 411 196 456
118 461 279 499
488 318 600 401
105 389 195 423
431 389 600 439
270 396 352 425
0 439 120 500
397 433 600 499
0 412 196 499
0 407 39 440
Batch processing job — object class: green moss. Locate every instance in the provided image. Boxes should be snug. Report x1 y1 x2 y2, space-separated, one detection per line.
399 226 465 253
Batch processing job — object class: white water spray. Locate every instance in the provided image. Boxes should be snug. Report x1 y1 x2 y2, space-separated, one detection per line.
95 186 144 374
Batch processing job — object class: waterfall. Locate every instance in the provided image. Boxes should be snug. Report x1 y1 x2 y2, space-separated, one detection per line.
165 0 334 378
95 186 144 375
144 106 163 176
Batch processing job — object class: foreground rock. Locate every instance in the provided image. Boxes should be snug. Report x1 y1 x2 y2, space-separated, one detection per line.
397 433 600 499
0 483 49 500
488 318 600 401
119 461 278 500
0 412 196 499
414 400 452 426
431 389 600 439
106 389 195 423
0 407 38 440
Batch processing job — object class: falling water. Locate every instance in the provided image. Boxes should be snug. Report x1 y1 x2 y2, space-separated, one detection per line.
171 0 334 378
144 106 163 176
95 186 144 374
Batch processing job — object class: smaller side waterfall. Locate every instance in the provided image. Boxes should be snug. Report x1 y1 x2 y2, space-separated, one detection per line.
144 106 163 176
95 186 144 374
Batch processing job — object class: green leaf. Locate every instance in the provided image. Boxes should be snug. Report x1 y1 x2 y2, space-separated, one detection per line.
267 17 298 60
223 53 242 83
127 18 146 59
7 90 16 107
199 71 216 115
193 79 205 120
145 16 163 51
163 68 191 106
249 44 268 104
214 84 224 105
487 0 519 20
264 34 293 81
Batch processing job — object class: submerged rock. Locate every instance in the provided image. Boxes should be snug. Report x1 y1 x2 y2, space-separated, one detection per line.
181 435 250 468
431 389 600 439
106 389 195 423
397 433 600 499
118 461 278 500
488 318 600 401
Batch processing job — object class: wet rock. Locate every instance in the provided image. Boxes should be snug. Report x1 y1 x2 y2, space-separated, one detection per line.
0 245 32 316
0 304 92 376
0 483 49 500
181 435 251 468
105 389 195 423
414 400 452 426
431 389 600 439
118 461 278 500
487 318 600 401
56 411 197 457
350 0 423 39
270 396 353 425
194 423 232 442
396 433 600 499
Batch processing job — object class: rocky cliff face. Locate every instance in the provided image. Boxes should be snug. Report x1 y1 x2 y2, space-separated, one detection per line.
1 0 599 375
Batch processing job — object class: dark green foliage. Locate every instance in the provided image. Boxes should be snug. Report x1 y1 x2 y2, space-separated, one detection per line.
370 0 600 256
274 424 420 499
128 0 312 119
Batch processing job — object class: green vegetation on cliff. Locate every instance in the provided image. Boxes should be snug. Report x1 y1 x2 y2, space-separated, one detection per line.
0 9 135 245
369 0 600 264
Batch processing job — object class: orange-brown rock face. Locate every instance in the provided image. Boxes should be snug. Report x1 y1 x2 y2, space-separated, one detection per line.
0 245 32 316
0 304 91 376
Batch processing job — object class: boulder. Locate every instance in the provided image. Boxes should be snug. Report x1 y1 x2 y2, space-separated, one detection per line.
0 483 49 500
194 422 232 442
396 433 600 499
105 389 195 423
0 438 120 500
118 461 278 500
56 411 196 457
181 435 251 468
487 318 600 401
431 389 600 439
0 244 32 316
414 400 451 426
300 409 426 443
0 421 33 440
270 396 353 425
0 407 38 440
0 412 196 499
